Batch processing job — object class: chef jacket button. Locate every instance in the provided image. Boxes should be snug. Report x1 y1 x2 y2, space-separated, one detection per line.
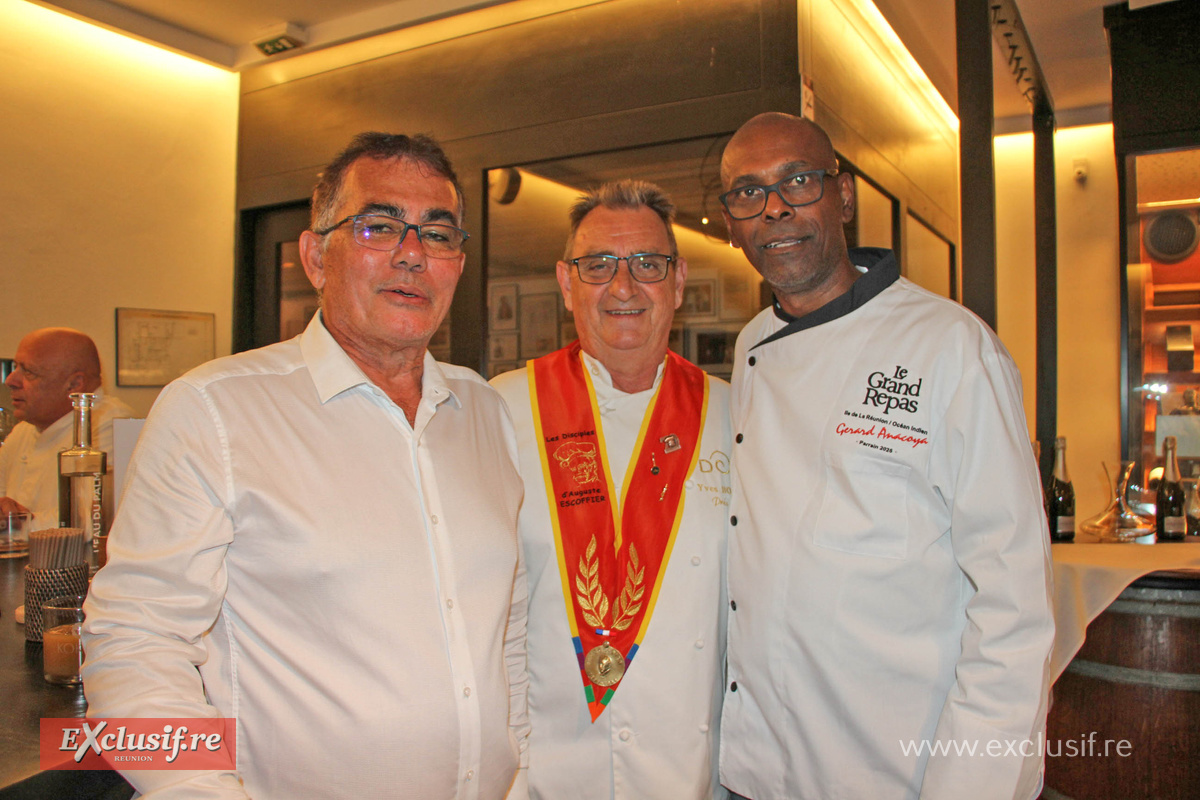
748 356 756 366
730 681 738 692
431 514 439 524
466 770 474 781
446 598 454 610
730 515 738 526
463 686 471 697
735 433 743 443
730 600 737 611
685 479 694 489
591 366 600 375
619 729 632 742
700 723 710 733
695 639 704 649
691 555 701 566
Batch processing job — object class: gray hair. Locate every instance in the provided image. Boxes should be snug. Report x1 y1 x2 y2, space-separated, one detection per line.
310 132 464 232
563 179 678 260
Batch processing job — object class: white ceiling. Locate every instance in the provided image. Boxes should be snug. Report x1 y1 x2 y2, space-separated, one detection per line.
28 0 1161 122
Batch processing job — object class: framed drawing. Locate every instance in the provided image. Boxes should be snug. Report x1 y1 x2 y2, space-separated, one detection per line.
519 292 560 359
489 332 519 362
687 323 741 379
489 283 518 331
680 278 718 320
116 308 216 387
719 271 758 320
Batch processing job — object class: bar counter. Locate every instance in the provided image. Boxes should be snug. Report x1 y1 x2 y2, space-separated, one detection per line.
0 556 131 799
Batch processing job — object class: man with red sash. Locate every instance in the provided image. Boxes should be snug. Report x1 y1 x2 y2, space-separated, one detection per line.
492 180 731 800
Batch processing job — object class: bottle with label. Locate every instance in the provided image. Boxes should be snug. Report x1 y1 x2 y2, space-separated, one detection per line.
58 392 107 572
1046 436 1075 542
1156 436 1186 542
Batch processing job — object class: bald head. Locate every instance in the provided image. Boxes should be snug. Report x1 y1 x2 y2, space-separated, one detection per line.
6 328 102 431
721 113 839 188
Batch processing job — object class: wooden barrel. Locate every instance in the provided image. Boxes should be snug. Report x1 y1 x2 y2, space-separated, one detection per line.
1042 573 1200 800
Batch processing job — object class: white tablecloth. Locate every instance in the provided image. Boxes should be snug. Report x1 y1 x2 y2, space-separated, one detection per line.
1050 540 1200 681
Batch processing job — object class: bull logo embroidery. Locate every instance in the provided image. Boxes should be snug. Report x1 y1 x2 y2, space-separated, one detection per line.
554 441 600 486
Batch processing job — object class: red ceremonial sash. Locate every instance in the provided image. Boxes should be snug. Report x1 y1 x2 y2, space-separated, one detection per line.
528 342 708 721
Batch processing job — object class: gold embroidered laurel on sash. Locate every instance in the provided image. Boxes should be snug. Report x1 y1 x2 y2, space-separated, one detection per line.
528 342 707 721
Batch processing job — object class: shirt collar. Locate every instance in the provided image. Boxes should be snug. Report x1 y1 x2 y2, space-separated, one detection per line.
579 349 664 400
300 312 460 410
753 247 899 350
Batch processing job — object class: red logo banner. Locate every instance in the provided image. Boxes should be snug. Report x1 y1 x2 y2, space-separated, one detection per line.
40 718 236 771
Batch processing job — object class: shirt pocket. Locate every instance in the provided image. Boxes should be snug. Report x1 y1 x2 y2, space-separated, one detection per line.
812 451 910 559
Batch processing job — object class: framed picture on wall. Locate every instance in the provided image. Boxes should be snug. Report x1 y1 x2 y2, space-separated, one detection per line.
687 323 741 378
519 292 560 359
116 308 216 387
719 272 759 320
489 332 519 362
680 278 718 320
489 283 519 331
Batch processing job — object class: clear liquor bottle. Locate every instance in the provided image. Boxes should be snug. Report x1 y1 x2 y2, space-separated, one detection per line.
58 392 107 572
1156 436 1186 542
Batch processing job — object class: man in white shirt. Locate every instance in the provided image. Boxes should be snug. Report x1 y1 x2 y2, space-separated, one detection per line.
0 327 133 526
83 133 529 799
716 112 1054 800
492 181 730 800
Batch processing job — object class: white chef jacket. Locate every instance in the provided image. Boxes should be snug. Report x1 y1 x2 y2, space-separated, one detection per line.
82 313 529 800
720 248 1054 800
492 351 730 800
0 392 134 527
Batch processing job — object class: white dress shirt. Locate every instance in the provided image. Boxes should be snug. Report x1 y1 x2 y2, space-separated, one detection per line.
0 392 134 527
83 314 529 799
493 352 730 800
720 249 1054 800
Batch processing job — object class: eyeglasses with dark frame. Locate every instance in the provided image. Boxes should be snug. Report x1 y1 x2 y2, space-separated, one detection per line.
316 214 470 257
569 253 676 285
719 168 839 220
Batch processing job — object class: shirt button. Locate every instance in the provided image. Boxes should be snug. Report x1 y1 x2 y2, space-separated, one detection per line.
446 599 454 610
466 770 474 780
431 514 439 525
730 681 738 692
748 356 756 366
736 433 743 443
619 730 631 742
731 600 737 611
695 639 704 649
691 555 701 566
463 686 471 697
700 723 710 733
730 515 738 525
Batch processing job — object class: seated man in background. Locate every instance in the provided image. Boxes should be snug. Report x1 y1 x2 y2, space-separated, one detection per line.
493 180 730 799
83 132 528 799
0 327 133 526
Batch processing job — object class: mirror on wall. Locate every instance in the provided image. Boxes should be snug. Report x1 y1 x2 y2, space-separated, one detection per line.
485 135 765 381
1124 145 1200 490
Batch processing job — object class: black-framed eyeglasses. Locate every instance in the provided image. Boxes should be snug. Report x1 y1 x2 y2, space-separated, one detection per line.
316 214 469 257
719 168 839 220
569 253 675 285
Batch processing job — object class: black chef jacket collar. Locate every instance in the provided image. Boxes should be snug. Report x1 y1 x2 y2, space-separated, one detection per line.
751 247 899 351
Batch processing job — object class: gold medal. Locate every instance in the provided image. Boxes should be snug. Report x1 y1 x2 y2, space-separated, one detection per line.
584 642 626 687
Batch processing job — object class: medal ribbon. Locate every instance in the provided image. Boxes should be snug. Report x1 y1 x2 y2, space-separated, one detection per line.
528 342 707 721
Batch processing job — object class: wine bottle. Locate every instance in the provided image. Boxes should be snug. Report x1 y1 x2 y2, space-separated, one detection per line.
58 392 107 572
1156 436 1186 542
1046 436 1075 543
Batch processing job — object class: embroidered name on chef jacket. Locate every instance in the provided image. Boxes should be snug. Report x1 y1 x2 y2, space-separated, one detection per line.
862 365 922 415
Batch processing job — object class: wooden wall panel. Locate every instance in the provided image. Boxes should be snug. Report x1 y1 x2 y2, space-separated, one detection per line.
237 0 762 197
